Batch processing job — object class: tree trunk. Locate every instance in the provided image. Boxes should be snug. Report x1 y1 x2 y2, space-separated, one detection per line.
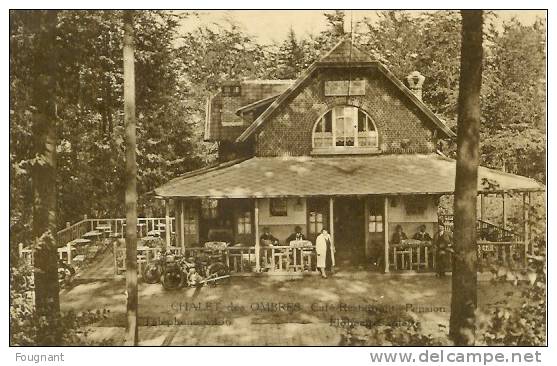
30 10 61 344
449 10 483 345
123 10 139 346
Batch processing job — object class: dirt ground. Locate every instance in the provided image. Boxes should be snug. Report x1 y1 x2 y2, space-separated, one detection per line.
60 267 519 345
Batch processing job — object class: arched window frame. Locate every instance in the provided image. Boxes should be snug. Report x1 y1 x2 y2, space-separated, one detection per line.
312 106 379 153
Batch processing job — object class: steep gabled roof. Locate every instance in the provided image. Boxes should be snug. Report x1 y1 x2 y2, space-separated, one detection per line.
236 38 456 142
319 37 375 63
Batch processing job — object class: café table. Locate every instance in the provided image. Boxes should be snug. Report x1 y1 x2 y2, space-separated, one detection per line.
95 224 112 237
82 230 102 240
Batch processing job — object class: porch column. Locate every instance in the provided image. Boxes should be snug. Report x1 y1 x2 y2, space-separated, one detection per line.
254 198 260 272
164 199 171 249
384 196 390 273
364 197 369 257
480 193 485 222
180 200 186 252
329 197 335 247
502 192 507 230
523 192 530 261
175 199 182 248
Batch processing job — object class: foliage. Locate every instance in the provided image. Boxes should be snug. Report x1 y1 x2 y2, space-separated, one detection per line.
10 264 113 346
481 17 546 181
10 10 545 236
477 243 546 346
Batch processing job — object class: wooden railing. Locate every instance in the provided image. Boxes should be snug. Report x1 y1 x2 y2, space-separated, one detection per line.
260 246 315 272
55 217 176 247
56 219 90 248
19 217 176 266
389 240 526 272
477 241 526 270
87 217 176 238
439 214 522 242
113 244 317 276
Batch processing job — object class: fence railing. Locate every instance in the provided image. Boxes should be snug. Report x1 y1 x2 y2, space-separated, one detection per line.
55 217 176 247
389 240 526 272
56 220 90 248
439 214 522 242
113 244 317 276
18 217 176 266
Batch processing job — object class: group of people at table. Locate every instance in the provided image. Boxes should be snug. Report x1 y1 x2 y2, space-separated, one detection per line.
258 223 453 278
391 223 453 276
259 226 334 278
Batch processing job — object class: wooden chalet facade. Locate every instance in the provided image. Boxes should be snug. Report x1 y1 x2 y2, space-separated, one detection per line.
154 38 543 274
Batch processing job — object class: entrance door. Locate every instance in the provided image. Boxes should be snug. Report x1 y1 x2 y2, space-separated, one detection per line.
334 197 366 267
306 198 329 244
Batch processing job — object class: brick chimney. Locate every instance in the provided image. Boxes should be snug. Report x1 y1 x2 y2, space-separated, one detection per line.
406 71 425 101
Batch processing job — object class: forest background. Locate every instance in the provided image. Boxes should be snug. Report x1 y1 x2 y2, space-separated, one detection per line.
9 10 546 253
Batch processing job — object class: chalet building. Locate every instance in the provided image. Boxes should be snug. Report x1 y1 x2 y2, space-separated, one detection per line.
154 38 543 273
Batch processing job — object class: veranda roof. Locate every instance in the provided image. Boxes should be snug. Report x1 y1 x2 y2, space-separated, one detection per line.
154 154 544 199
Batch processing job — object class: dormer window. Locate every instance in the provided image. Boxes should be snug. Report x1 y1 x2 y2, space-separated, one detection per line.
312 106 379 154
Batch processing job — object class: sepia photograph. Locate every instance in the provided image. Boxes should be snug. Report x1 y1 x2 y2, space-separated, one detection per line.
8 7 547 353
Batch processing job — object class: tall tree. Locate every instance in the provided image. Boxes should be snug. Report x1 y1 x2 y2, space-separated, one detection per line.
123 10 139 346
449 10 483 345
29 10 61 344
275 27 306 79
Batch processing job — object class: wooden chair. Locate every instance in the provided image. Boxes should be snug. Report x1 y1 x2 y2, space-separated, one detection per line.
392 245 412 270
411 244 429 271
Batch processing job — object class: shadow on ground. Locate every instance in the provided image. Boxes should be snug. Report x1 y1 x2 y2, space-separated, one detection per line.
60 267 517 345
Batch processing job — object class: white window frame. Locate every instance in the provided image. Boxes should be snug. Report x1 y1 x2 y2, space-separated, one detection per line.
312 106 378 151
237 211 252 234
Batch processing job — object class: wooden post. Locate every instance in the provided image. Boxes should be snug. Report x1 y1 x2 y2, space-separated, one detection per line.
175 199 182 249
502 192 507 230
384 196 390 273
480 193 485 222
165 199 171 249
523 192 530 261
329 197 335 251
364 197 369 257
66 242 73 265
180 200 186 252
254 198 260 272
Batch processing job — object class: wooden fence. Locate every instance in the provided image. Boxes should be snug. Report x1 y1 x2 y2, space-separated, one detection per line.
113 244 317 276
390 240 526 272
18 217 176 265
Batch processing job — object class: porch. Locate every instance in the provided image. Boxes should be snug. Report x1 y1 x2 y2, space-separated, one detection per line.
150 154 542 276
18 154 542 277
106 192 532 276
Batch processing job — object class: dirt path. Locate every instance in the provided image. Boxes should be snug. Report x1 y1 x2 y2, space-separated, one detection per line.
61 270 517 345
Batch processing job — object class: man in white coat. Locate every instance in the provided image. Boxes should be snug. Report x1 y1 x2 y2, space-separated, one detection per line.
315 228 335 278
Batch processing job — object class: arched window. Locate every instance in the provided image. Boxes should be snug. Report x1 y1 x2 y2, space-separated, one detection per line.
312 106 378 152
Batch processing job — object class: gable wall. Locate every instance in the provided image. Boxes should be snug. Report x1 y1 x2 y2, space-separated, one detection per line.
255 68 438 157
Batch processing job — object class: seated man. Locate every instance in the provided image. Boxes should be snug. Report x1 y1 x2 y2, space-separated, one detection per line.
260 227 279 246
413 225 432 242
391 224 408 244
286 225 306 243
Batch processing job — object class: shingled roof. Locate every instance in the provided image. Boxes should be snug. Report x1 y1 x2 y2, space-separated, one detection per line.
236 38 456 142
154 154 544 199
204 80 294 141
